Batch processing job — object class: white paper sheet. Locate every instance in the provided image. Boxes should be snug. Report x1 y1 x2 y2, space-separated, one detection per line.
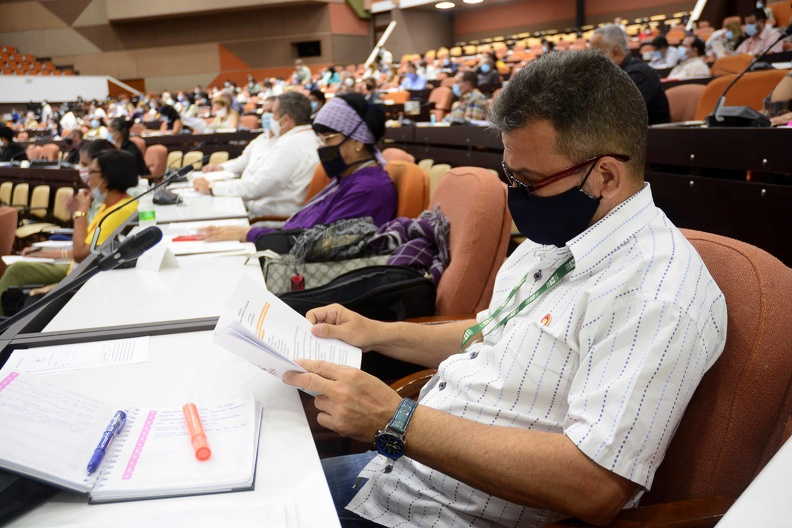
7 337 150 374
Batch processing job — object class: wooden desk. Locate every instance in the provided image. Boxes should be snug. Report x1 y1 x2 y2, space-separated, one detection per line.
143 131 258 157
383 125 792 265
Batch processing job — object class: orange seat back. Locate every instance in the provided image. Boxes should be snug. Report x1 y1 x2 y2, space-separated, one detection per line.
384 161 429 219
694 69 790 120
711 54 753 77
666 83 707 122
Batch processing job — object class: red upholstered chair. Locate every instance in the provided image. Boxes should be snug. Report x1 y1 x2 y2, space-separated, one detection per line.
40 143 60 161
393 229 792 527
382 148 415 164
428 86 454 121
383 160 429 218
143 144 167 179
666 84 707 122
129 136 146 158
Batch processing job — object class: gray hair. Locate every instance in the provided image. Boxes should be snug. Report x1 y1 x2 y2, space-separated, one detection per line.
593 24 629 55
276 92 312 126
490 49 647 175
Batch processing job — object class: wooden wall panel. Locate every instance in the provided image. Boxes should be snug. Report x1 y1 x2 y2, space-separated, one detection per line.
328 3 370 35
0 1 68 32
105 0 330 22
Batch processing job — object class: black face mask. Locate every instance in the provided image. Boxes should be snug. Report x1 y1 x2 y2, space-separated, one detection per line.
317 136 351 180
508 174 601 248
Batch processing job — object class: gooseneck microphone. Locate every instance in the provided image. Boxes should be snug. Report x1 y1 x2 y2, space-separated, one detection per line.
0 227 164 332
708 24 792 127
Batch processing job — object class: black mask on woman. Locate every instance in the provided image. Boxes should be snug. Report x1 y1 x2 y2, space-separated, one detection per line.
508 178 601 248
317 136 351 180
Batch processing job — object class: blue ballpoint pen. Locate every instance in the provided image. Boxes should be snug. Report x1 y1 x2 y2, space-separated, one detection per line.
86 410 127 475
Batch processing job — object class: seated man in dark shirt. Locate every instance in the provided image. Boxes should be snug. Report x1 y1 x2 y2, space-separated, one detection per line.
590 24 671 125
0 127 27 162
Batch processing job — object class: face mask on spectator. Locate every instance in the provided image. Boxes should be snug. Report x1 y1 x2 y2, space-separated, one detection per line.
452 84 461 97
310 101 319 113
678 48 688 61
90 119 100 129
79 166 90 183
725 29 735 40
745 23 758 36
480 63 491 73
92 186 106 204
642 51 653 61
270 115 281 137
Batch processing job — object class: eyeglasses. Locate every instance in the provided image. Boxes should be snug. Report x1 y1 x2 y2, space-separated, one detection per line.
500 153 631 193
317 133 343 146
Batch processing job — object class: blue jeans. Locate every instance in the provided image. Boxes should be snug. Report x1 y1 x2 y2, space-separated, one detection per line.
322 451 385 528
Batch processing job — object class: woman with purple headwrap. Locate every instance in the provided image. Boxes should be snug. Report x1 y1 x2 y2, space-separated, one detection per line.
200 93 397 244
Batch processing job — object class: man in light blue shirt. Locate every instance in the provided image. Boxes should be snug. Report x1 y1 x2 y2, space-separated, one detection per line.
400 62 427 91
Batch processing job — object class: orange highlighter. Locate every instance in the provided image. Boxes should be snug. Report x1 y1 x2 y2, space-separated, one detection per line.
182 403 212 461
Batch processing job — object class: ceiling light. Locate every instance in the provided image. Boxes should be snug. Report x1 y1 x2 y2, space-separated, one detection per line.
435 1 455 8
463 0 483 3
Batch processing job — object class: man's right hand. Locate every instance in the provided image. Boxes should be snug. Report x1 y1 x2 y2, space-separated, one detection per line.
306 304 382 352
201 164 222 173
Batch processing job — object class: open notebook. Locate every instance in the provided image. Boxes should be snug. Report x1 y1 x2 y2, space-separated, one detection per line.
0 372 261 503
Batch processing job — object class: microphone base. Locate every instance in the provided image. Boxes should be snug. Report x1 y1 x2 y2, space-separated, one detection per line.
707 106 771 128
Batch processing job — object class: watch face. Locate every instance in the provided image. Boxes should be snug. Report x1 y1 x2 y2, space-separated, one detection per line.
375 432 404 460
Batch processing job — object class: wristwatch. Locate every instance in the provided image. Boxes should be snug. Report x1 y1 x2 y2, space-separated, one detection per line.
73 211 87 219
374 398 418 461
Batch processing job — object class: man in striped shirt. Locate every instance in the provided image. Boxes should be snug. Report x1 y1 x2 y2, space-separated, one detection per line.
285 50 727 528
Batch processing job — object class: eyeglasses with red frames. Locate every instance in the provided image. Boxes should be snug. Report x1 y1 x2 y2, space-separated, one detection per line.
500 153 631 193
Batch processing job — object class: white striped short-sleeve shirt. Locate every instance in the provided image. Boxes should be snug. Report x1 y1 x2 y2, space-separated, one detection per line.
348 183 727 527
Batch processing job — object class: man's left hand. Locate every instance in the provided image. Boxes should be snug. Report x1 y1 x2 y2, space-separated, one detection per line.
283 360 403 443
193 177 212 194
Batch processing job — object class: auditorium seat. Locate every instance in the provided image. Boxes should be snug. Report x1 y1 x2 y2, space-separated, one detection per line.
382 148 415 164
0 183 12 206
182 150 204 170
129 136 146 158
666 84 706 122
381 91 409 104
208 151 229 166
417 159 434 173
25 145 43 161
144 144 167 179
393 229 792 526
695 69 790 120
428 167 511 315
711 53 753 77
304 164 332 204
166 150 183 170
28 185 49 219
428 163 451 196
384 161 429 218
130 123 145 136
428 86 453 121
768 0 791 27
239 114 260 130
11 183 29 209
41 143 60 161
51 187 74 223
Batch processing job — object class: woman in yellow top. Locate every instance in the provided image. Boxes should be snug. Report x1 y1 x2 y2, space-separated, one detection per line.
0 150 139 315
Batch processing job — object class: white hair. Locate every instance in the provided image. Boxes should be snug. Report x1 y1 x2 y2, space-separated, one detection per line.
593 24 629 54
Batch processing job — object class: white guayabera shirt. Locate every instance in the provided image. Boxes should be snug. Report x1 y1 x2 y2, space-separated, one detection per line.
210 125 320 218
349 184 727 527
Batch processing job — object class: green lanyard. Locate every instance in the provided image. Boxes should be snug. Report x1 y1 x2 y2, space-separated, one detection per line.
461 256 575 349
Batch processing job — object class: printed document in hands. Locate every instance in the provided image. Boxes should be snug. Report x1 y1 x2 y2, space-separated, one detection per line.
214 277 362 385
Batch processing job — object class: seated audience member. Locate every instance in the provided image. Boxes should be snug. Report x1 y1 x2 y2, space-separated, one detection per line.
0 150 139 314
477 56 503 95
192 92 319 219
109 118 150 178
765 71 792 125
669 36 711 79
76 139 117 220
0 126 27 162
706 20 744 59
286 50 727 528
591 25 671 124
647 36 681 69
208 95 240 130
293 59 312 85
321 66 341 87
444 71 489 123
359 78 382 104
309 89 326 117
200 93 396 244
62 128 84 165
158 104 183 134
400 62 427 91
736 8 784 55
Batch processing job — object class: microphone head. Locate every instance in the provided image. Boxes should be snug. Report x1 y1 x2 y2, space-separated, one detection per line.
117 226 163 261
